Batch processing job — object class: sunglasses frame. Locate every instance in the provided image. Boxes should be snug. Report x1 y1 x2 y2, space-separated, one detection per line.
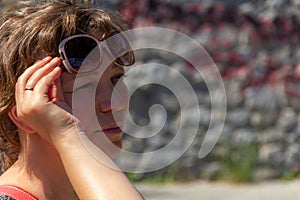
58 33 135 73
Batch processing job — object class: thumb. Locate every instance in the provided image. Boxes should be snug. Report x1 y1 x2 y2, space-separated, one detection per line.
49 69 66 103
51 72 73 114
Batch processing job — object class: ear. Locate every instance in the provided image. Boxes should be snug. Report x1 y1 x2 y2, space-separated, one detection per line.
8 106 35 134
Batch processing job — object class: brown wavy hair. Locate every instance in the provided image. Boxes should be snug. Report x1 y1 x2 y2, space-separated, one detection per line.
0 0 128 172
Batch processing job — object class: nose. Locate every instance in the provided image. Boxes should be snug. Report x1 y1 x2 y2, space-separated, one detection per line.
95 83 126 113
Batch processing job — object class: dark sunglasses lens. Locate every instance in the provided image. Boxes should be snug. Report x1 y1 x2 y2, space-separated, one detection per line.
106 33 134 66
65 37 100 72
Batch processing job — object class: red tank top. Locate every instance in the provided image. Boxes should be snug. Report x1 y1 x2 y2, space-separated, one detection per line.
0 185 38 200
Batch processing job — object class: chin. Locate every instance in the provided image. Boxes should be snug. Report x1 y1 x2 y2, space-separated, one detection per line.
104 140 122 158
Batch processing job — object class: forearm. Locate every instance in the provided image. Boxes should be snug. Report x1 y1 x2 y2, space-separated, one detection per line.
55 129 143 200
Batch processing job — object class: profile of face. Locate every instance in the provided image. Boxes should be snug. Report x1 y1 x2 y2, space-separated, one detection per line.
59 31 131 157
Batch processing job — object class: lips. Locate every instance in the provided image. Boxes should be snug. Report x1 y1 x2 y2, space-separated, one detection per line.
102 127 122 134
101 127 123 142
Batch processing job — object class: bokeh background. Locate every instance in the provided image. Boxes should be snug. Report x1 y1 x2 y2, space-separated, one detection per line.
1 0 300 188
114 0 300 184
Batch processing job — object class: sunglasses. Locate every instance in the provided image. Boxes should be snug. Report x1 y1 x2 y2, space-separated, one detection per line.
58 32 135 73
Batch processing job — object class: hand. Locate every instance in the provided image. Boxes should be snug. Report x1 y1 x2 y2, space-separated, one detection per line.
14 56 78 146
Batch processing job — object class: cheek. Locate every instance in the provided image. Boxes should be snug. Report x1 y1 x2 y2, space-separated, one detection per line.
111 82 129 123
118 82 130 109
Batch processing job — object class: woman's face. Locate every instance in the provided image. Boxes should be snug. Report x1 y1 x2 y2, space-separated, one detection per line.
60 32 129 157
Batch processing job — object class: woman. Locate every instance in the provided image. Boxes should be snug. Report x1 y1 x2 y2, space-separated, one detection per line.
0 0 143 199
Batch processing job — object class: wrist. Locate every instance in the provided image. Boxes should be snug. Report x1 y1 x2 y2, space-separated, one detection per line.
51 119 84 153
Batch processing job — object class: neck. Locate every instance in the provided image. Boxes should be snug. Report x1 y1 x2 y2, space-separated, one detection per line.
0 133 79 200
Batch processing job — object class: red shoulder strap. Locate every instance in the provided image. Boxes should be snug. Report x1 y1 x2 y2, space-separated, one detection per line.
0 185 38 200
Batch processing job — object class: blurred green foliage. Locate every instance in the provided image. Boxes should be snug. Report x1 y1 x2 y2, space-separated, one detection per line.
219 142 257 182
281 170 298 181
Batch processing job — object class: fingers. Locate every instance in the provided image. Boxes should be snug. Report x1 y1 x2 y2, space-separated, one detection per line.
34 66 62 100
25 57 61 90
16 56 52 88
15 57 63 108
49 73 65 103
16 57 53 100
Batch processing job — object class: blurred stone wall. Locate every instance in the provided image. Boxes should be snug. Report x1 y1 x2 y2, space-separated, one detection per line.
116 0 300 182
122 43 300 182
